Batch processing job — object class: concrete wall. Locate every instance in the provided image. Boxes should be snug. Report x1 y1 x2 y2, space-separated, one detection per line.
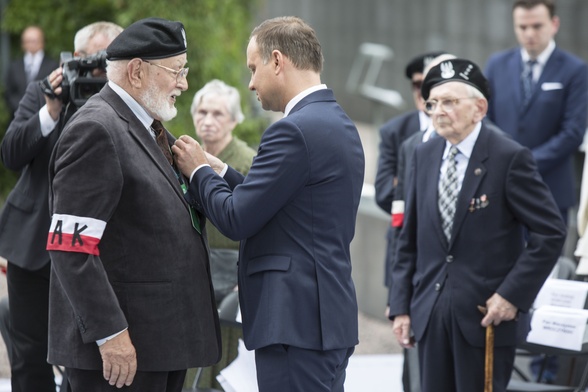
351 185 390 321
254 0 588 126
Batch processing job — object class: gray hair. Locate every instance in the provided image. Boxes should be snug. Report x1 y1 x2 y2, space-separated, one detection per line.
190 79 245 123
105 59 128 83
74 21 123 53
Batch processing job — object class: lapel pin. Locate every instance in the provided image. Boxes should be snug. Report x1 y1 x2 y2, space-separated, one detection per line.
474 168 482 176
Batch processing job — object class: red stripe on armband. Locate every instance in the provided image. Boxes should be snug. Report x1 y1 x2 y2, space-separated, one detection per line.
391 200 405 228
46 214 106 255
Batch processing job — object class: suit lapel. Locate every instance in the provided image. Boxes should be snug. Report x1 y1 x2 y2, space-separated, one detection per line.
99 86 187 205
448 126 489 248
420 139 447 246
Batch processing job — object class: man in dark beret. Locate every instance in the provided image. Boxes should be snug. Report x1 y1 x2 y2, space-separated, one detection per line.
388 58 566 391
46 17 221 391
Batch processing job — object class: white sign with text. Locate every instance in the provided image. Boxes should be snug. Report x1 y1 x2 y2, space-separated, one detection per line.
527 306 588 351
534 279 588 309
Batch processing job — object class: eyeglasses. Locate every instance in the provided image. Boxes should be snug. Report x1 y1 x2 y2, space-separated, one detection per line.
424 97 477 114
143 60 189 82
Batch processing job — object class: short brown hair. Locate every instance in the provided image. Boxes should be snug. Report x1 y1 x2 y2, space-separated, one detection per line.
250 16 323 73
513 0 556 18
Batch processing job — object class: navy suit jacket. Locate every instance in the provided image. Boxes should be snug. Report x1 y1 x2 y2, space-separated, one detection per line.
484 47 588 210
375 110 421 288
189 89 365 351
374 110 421 214
388 123 566 347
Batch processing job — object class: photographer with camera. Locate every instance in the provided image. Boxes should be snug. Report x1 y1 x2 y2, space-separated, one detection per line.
0 21 122 392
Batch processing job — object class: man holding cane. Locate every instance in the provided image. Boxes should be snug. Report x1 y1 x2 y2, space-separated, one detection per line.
388 58 565 391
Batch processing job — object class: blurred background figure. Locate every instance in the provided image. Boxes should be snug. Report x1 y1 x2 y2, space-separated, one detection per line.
374 50 444 392
190 79 256 305
3 26 58 119
375 51 444 290
484 0 588 228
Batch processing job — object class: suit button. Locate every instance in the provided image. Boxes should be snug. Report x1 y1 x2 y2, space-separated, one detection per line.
446 255 454 263
435 283 441 291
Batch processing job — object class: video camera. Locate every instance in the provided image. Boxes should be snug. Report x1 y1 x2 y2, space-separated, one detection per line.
40 50 108 109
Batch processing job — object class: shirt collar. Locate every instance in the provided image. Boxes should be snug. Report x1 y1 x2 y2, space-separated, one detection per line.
521 40 555 66
442 122 482 160
284 84 327 117
108 81 154 132
25 51 43 65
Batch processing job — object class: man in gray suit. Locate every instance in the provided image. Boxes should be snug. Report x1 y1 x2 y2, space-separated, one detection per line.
46 18 221 391
0 21 122 392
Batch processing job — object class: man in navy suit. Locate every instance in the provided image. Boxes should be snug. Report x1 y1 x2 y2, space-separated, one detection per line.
388 58 566 392
173 16 364 392
484 0 588 224
3 26 58 118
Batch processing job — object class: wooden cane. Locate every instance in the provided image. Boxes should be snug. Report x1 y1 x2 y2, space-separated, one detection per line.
478 306 494 392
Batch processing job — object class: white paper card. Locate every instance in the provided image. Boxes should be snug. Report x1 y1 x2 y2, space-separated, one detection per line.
217 339 258 392
534 279 588 309
527 305 588 351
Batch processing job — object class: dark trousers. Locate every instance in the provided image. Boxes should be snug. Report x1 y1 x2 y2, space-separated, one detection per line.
255 344 354 392
418 288 515 392
67 368 186 392
7 261 55 392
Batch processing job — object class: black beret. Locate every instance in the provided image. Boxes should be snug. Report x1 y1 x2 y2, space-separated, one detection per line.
106 17 187 61
404 51 446 79
421 58 490 101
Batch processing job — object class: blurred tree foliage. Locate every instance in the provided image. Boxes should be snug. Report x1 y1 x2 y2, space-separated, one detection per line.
0 0 266 200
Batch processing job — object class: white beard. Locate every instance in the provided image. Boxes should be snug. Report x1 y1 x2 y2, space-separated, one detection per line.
140 82 177 122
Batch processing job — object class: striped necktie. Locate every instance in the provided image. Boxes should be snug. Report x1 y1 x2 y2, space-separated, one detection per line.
438 146 459 242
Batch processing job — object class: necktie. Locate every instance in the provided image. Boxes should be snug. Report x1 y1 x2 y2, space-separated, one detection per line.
151 120 174 165
521 59 537 106
151 120 202 234
25 60 33 83
439 146 459 242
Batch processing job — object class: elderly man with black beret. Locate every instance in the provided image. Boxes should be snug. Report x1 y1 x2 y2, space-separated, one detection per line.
46 18 221 391
388 58 566 392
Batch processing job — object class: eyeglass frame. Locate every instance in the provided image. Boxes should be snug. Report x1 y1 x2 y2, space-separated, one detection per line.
424 96 478 114
142 59 189 82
